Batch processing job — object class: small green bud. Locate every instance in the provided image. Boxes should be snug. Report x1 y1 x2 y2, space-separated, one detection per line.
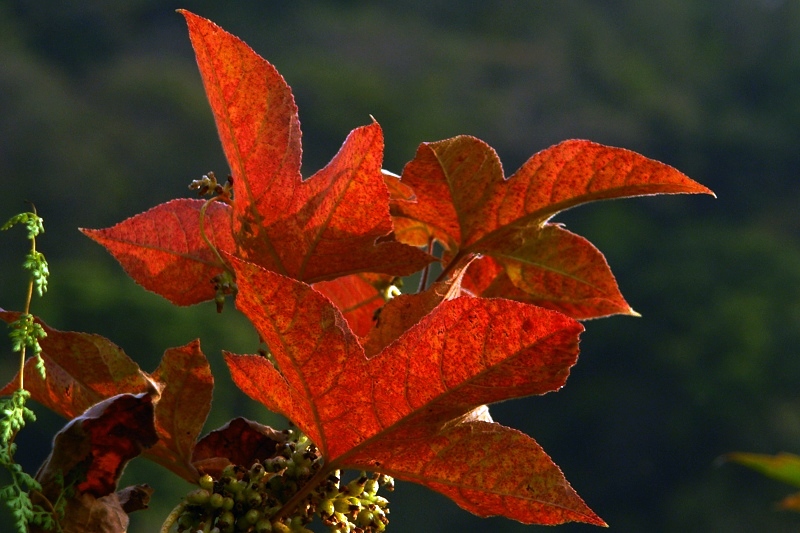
356 508 374 527
319 499 335 517
245 487 263 507
244 508 262 525
333 498 352 514
199 474 215 491
372 495 389 508
363 479 379 497
186 488 211 506
217 511 235 529
209 492 225 509
222 496 235 511
254 518 273 532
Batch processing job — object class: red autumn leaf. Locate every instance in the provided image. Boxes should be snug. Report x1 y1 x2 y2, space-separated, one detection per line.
181 11 431 282
392 135 714 318
465 224 639 318
344 408 602 525
143 341 214 481
81 199 235 306
82 13 431 307
0 311 150 418
0 312 213 482
361 269 467 358
224 258 604 525
313 273 395 338
191 417 288 478
33 392 158 533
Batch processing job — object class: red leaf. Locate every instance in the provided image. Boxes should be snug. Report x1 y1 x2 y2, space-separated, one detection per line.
224 258 373 459
225 259 600 524
0 312 150 419
313 273 393 337
181 11 431 283
393 136 714 318
80 199 235 306
36 392 158 498
34 393 158 533
361 273 465 358
191 417 287 477
345 410 605 526
0 313 212 482
144 340 213 482
480 224 637 318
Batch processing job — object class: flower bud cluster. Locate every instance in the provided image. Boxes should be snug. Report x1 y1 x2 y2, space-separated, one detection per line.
315 471 393 533
169 429 392 533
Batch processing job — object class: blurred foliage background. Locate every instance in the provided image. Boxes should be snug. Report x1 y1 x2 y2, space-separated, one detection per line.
2 1 800 531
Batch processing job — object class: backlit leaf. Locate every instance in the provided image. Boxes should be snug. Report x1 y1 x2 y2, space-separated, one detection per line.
225 258 599 525
81 199 235 306
393 136 714 318
182 11 431 283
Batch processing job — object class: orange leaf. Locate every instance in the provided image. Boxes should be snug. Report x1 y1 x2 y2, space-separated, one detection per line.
144 341 213 481
225 259 600 525
393 136 714 318
313 273 394 338
81 199 235 306
483 224 637 318
0 312 213 482
181 11 431 283
0 311 150 419
345 411 605 526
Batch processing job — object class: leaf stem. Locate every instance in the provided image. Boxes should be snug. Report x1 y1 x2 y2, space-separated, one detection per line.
417 237 435 292
435 249 471 285
199 196 231 272
272 461 336 522
16 228 38 392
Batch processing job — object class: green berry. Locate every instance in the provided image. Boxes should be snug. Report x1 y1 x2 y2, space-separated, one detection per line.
186 488 211 505
254 518 273 532
209 492 225 509
217 511 235 529
244 508 262 525
363 479 379 497
356 508 374 527
222 496 235 511
319 499 335 517
245 487 263 507
333 498 352 514
200 474 215 491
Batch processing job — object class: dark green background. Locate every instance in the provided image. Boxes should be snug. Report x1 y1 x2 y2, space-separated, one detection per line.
2 1 800 531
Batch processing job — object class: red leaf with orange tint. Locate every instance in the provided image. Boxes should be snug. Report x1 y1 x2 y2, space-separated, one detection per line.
224 258 603 525
191 417 287 478
313 273 394 337
0 311 150 419
180 11 431 283
144 340 213 481
81 199 235 306
57 11 718 528
33 392 158 533
0 312 213 482
345 409 604 525
83 14 431 306
392 136 714 318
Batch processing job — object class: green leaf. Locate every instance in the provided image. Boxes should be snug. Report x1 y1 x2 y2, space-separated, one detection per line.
727 452 800 488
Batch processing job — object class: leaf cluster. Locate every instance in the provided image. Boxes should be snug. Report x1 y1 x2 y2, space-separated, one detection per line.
0 10 713 532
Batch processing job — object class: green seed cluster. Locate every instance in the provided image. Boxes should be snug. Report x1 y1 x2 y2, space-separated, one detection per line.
168 430 392 533
317 471 393 533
